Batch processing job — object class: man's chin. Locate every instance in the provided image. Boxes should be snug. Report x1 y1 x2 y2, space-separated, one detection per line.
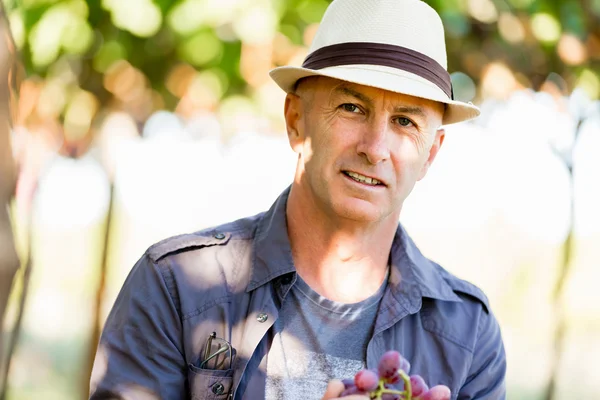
331 200 386 223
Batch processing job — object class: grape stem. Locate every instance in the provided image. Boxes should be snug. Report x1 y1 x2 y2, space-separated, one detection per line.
378 387 405 397
375 381 385 400
373 369 413 400
399 370 412 400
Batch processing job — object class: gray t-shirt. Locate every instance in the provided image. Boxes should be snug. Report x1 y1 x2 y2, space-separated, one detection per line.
265 274 387 399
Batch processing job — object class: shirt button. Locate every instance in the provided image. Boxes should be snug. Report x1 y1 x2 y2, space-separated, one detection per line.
212 382 225 395
214 233 225 240
257 313 268 323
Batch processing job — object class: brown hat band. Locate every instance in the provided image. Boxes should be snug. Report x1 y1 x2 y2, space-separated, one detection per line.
302 42 453 99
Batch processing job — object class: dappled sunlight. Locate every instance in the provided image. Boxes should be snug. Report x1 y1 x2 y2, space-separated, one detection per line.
89 344 109 389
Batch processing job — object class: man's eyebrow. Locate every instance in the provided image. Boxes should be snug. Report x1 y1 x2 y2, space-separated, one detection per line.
393 105 426 118
334 86 431 119
333 86 374 106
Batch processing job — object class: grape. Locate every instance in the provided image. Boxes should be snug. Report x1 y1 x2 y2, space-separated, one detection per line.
385 370 402 385
377 351 403 379
400 358 411 374
337 351 451 400
355 369 379 392
410 375 428 397
416 385 451 400
428 385 451 400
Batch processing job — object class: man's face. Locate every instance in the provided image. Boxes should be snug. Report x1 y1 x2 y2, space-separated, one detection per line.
285 76 445 224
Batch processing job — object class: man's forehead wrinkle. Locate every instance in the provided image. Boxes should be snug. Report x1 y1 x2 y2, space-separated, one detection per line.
327 81 369 102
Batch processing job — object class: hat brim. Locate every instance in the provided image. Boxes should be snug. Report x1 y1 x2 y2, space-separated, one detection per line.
269 64 480 126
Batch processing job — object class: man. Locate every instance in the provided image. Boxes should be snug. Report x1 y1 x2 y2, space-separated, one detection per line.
89 0 506 399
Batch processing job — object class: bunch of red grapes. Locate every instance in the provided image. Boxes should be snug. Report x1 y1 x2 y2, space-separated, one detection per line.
340 351 451 400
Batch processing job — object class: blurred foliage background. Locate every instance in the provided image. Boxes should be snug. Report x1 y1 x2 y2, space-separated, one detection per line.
2 0 599 153
1 0 599 399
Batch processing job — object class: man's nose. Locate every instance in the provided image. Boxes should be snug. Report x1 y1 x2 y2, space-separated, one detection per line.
356 117 391 165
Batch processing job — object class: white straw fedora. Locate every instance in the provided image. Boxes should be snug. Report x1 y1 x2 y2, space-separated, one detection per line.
269 0 480 125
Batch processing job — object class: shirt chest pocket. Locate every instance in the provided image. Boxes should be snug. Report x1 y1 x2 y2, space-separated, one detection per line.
188 364 234 400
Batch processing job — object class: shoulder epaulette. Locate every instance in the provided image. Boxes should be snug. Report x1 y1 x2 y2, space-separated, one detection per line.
446 277 491 314
147 231 232 262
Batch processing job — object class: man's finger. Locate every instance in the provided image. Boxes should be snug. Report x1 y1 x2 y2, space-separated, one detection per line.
320 379 370 400
321 380 346 399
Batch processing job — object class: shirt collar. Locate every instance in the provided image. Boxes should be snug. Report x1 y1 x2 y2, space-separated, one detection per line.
386 224 462 315
247 186 296 292
247 186 462 307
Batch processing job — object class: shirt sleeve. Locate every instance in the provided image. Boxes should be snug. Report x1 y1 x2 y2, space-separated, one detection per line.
457 308 507 400
89 254 186 399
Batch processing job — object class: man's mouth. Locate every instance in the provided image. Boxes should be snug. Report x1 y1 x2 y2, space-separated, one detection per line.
342 171 385 186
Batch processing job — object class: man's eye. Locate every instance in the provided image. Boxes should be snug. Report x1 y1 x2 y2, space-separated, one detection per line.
341 103 360 113
396 117 413 127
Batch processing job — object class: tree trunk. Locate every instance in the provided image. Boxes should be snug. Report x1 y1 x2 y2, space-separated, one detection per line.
0 1 21 380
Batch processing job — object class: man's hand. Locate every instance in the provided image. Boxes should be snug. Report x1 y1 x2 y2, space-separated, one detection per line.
321 380 369 400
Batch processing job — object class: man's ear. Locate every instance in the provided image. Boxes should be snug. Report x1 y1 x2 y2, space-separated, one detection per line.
284 92 304 153
417 128 445 181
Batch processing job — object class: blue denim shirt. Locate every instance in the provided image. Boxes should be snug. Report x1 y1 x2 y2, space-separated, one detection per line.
90 187 506 400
